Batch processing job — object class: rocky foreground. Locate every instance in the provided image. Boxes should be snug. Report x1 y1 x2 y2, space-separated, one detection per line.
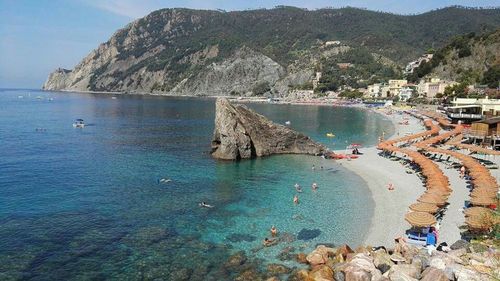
211 98 327 160
222 239 498 281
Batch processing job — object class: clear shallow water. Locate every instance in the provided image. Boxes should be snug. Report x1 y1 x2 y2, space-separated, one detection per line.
0 89 394 280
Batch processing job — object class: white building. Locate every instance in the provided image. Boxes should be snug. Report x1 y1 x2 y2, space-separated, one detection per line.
398 87 414 101
325 41 341 46
405 54 433 74
367 83 381 98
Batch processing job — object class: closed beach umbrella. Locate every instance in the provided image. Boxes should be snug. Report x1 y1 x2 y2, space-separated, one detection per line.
465 215 497 231
425 189 450 198
409 202 439 214
418 194 447 206
464 207 493 217
405 211 437 227
470 196 497 207
471 189 497 198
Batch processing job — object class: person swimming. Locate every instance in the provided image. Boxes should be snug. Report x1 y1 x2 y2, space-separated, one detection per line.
293 195 299 204
158 178 172 184
294 183 302 193
263 237 276 247
270 225 278 237
312 182 318 190
199 201 214 208
312 165 316 171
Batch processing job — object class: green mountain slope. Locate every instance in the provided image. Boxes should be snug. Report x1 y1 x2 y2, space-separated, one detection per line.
43 6 500 95
408 28 500 88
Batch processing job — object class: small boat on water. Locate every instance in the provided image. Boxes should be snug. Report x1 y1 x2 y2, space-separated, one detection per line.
326 133 335 137
73 119 85 128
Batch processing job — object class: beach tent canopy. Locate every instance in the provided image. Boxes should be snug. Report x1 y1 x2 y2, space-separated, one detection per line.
405 211 437 227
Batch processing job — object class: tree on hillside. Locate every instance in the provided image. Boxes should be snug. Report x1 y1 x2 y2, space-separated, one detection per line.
482 65 500 88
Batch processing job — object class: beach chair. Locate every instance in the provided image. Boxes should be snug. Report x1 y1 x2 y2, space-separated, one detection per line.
406 232 427 246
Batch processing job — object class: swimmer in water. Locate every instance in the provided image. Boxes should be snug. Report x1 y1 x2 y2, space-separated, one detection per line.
270 225 277 237
263 237 276 247
312 182 318 191
199 201 214 208
293 195 299 204
312 165 316 171
158 178 172 184
294 183 302 193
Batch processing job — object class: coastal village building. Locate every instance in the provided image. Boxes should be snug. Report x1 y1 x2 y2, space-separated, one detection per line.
367 83 381 98
312 72 322 90
380 84 390 98
337 63 353 69
417 77 454 98
324 40 341 46
398 86 415 101
446 97 500 123
388 79 407 97
467 117 500 148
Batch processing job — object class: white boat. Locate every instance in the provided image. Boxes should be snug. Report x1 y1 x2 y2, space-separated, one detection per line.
73 119 85 128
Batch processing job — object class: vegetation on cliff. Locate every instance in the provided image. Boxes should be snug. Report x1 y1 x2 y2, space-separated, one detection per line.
407 28 500 89
44 6 500 95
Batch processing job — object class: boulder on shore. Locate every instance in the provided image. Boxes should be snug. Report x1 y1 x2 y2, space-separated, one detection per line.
211 98 327 160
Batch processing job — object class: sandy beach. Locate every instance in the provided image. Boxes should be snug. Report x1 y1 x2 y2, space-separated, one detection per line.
334 112 426 246
334 109 478 246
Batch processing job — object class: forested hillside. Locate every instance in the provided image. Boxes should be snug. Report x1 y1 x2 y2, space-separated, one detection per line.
43 6 500 95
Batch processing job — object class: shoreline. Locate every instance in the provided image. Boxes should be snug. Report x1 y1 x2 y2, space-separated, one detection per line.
41 88 433 246
334 109 427 246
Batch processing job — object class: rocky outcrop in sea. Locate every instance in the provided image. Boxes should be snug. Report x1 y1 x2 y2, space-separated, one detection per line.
210 98 327 160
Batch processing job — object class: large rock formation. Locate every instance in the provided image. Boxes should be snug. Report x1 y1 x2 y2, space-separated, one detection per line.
211 98 327 160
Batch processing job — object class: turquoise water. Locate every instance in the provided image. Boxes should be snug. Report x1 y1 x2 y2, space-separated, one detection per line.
0 89 394 280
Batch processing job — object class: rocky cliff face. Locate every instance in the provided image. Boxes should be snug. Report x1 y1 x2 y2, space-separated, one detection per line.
430 30 500 82
43 7 500 95
211 98 327 160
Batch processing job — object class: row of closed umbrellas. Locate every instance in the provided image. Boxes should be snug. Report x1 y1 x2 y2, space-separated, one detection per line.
379 111 498 231
413 112 498 231
378 113 450 227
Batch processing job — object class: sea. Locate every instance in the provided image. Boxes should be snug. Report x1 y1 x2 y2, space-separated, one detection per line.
0 89 394 280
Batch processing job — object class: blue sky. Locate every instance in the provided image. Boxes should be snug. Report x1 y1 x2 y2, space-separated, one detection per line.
1 0 499 88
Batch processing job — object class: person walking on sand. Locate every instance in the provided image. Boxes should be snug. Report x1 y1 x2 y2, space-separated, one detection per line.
460 166 465 178
387 183 395 191
293 195 299 204
270 225 277 237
